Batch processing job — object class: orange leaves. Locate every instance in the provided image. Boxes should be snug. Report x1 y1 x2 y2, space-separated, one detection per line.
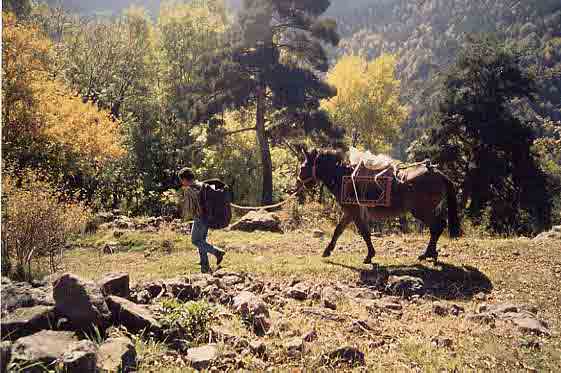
2 12 125 176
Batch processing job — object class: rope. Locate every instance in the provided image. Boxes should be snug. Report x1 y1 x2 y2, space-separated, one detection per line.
229 185 305 211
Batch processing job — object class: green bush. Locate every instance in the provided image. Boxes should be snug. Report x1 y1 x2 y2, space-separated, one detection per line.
159 299 215 347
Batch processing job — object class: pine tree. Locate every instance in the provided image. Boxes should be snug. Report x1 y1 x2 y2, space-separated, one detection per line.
191 0 342 204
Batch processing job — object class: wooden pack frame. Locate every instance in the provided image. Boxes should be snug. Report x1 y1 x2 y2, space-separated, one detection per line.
340 175 393 207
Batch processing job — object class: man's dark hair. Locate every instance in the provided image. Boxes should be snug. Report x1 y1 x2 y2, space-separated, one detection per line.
178 167 195 181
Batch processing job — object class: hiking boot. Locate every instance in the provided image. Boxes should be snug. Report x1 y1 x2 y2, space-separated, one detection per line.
201 265 211 274
216 250 225 267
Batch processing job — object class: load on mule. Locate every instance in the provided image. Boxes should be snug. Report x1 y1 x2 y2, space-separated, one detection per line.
295 148 461 264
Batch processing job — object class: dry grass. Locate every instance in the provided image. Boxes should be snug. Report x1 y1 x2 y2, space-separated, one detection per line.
64 227 561 371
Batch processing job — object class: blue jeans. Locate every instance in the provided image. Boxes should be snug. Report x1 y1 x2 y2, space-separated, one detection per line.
191 218 221 269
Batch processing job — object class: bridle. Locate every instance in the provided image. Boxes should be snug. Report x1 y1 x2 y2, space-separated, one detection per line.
297 154 319 188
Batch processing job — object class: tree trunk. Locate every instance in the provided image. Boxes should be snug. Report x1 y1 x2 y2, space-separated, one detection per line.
255 85 273 205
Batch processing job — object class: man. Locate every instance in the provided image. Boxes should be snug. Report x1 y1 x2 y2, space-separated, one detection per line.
178 167 225 273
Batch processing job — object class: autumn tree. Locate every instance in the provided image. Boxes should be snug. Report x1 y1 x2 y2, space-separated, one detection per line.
322 53 408 152
192 0 342 204
2 12 124 200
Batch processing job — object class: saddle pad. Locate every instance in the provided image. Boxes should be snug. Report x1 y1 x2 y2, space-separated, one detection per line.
340 175 392 207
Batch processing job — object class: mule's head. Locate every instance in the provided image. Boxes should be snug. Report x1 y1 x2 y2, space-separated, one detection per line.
295 148 319 192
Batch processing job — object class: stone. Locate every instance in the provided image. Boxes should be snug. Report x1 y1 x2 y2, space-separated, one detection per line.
187 344 218 371
249 340 266 356
0 305 55 340
312 229 325 238
321 287 338 310
285 287 307 301
431 336 453 348
432 303 449 316
349 319 376 334
359 269 389 288
229 210 283 233
99 273 130 298
302 329 318 342
221 275 244 287
1 281 54 314
10 330 78 372
450 304 465 316
53 273 110 330
386 275 425 297
102 242 120 254
232 292 270 336
97 337 136 373
320 346 365 366
301 307 346 322
105 296 161 334
284 337 304 357
61 340 97 373
164 278 201 301
1 341 11 373
379 300 403 311
510 316 550 336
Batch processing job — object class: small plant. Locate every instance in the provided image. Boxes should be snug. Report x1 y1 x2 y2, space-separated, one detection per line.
159 299 215 347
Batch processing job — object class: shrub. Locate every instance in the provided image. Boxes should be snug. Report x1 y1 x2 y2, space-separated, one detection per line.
159 299 215 348
1 168 91 280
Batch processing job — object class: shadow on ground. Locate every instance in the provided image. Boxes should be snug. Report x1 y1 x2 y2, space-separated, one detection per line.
325 260 493 300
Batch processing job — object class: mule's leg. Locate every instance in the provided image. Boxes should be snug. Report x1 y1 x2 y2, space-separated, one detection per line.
323 213 353 258
418 217 446 262
353 217 376 264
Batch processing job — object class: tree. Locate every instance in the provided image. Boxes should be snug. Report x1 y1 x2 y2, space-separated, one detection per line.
192 0 342 204
322 53 408 152
2 12 124 200
411 35 552 234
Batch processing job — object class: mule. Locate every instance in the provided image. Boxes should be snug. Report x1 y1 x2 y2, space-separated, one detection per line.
295 149 461 264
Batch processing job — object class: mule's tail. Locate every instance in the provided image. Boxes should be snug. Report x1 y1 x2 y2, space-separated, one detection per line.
444 175 461 238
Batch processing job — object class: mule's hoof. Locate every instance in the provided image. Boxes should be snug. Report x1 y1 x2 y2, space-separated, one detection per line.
322 250 332 258
418 253 437 262
363 257 372 264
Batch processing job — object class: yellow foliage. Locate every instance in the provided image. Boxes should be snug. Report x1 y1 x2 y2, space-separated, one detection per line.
2 12 124 173
322 53 408 152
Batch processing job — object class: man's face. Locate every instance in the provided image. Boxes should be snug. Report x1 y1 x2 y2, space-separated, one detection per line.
180 178 192 188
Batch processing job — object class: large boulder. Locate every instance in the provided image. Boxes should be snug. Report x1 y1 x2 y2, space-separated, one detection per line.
10 330 78 373
61 340 98 373
187 344 218 371
96 337 136 373
229 210 283 233
0 305 56 340
53 274 111 330
163 277 202 301
105 296 161 334
99 273 130 299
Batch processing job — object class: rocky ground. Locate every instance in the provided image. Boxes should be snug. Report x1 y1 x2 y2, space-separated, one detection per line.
1 217 560 372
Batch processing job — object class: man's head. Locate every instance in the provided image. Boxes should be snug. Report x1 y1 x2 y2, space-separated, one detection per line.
178 167 195 187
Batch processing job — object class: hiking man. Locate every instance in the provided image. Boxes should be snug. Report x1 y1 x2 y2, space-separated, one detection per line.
178 167 225 273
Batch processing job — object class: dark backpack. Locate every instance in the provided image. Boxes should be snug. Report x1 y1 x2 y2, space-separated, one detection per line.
198 179 233 229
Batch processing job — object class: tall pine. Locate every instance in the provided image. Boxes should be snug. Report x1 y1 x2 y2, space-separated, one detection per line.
191 0 342 204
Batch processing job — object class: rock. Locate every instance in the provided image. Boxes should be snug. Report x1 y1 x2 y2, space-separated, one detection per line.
1 341 11 373
349 288 381 300
95 212 115 224
285 281 311 301
431 336 453 348
312 229 325 238
510 316 550 336
301 307 346 322
99 273 130 299
164 278 201 301
321 287 338 310
359 269 389 288
113 230 124 238
386 275 425 297
187 344 218 371
432 303 449 316
320 346 365 366
284 337 304 357
221 275 244 287
10 330 78 372
302 329 318 342
97 337 136 373
61 340 98 373
249 340 266 356
450 304 465 316
379 299 402 311
0 305 56 340
102 242 120 255
1 281 54 314
232 292 270 336
53 273 110 330
349 319 376 334
229 210 283 233
105 296 161 334
162 240 173 254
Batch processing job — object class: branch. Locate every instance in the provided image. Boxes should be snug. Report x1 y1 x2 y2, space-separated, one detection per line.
223 127 256 136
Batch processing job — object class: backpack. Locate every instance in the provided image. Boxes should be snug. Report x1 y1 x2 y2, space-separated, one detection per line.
198 179 233 229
